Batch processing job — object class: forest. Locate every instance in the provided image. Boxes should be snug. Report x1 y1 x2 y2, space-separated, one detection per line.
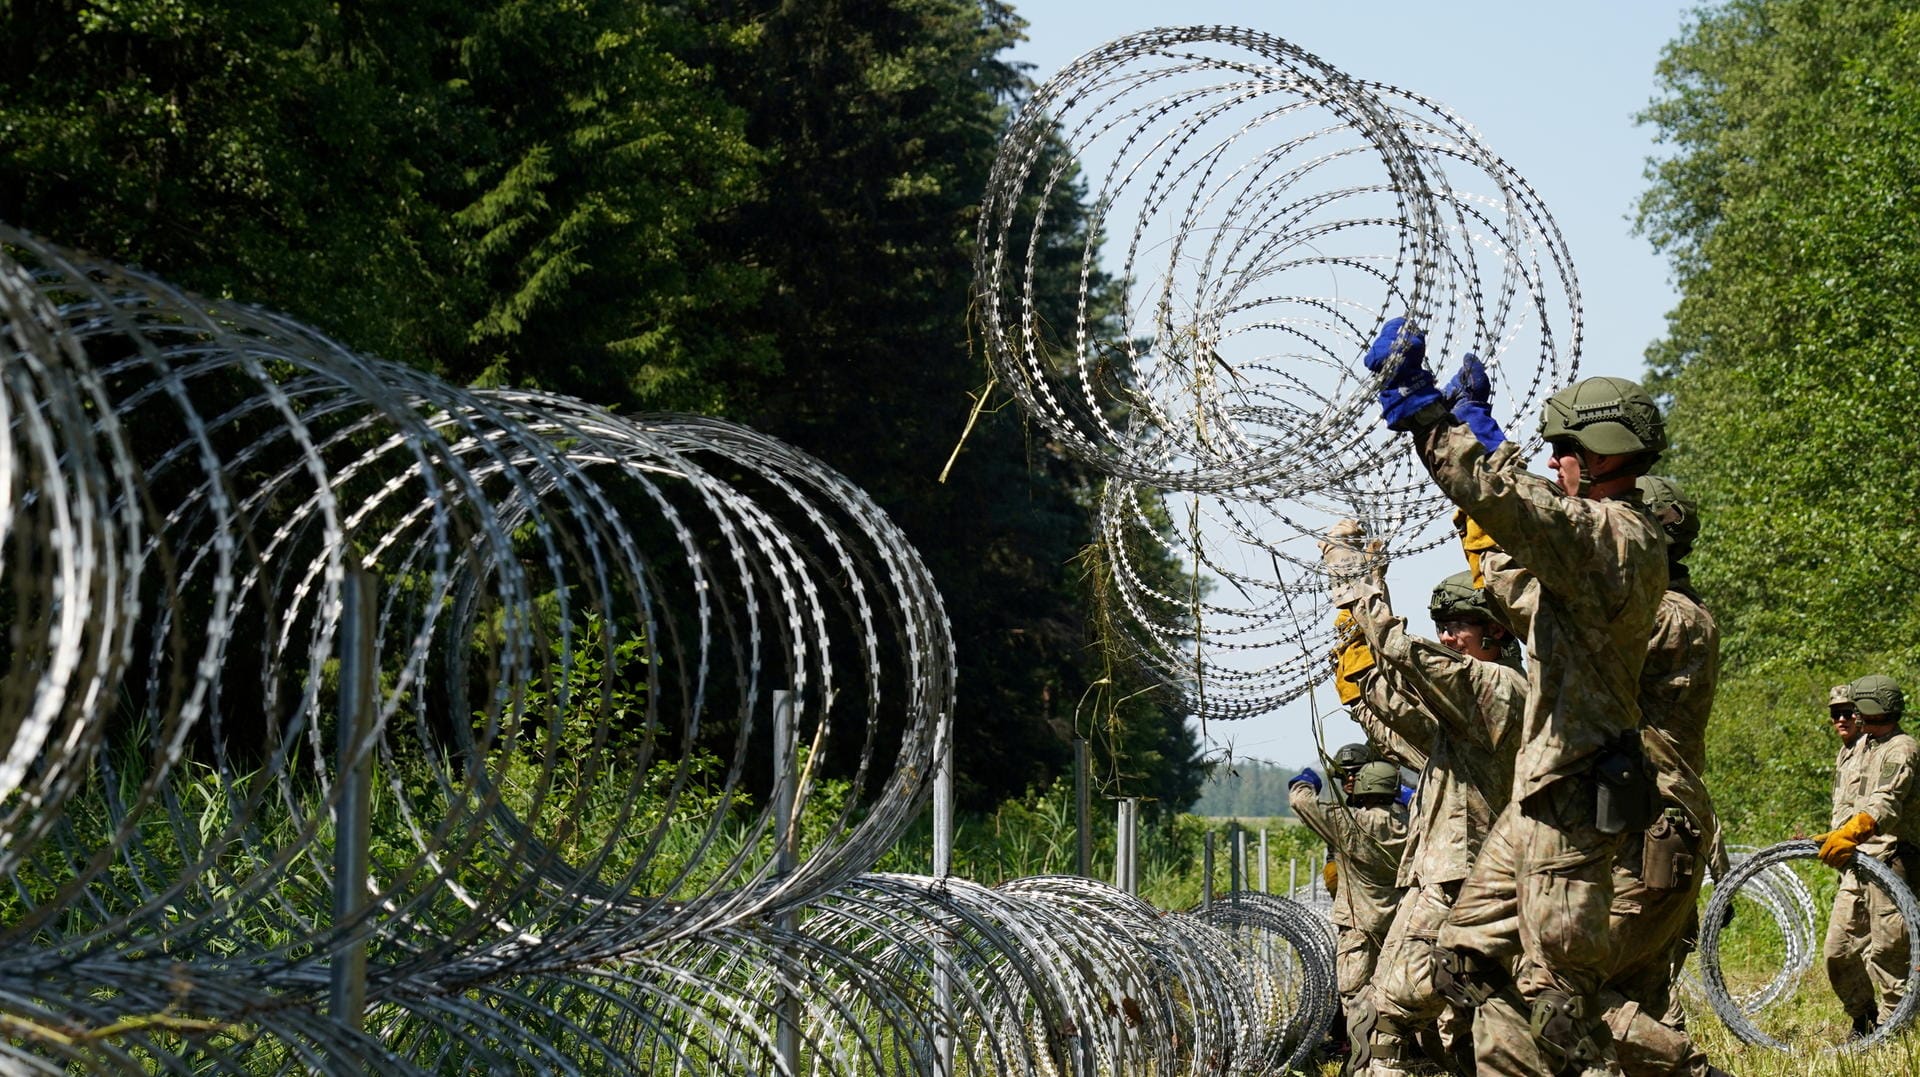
1638 0 1920 840
0 0 1204 816
3 0 1917 842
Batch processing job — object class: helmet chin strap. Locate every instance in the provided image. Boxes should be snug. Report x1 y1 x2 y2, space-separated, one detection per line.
1573 446 1637 496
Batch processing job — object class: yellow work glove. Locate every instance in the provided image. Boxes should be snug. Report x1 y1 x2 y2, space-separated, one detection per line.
1322 859 1339 898
1818 812 1877 868
1453 509 1498 588
1332 608 1374 705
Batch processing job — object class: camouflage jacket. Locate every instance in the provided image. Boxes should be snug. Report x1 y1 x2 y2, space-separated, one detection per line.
1640 583 1724 866
1413 418 1668 801
1844 728 1920 859
1289 782 1408 939
1338 568 1522 888
1833 737 1869 829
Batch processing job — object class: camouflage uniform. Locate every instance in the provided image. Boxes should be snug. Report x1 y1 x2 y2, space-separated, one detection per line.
1410 419 1668 1073
1824 723 1920 1021
1340 572 1525 1075
1601 578 1722 1076
1288 779 1409 1004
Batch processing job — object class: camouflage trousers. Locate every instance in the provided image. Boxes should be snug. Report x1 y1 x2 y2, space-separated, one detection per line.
1336 922 1385 1000
1439 775 1626 1074
1600 825 1714 1077
1824 857 1912 1020
1354 881 1471 1076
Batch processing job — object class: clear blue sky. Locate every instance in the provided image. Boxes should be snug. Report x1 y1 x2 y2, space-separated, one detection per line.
1004 0 1703 771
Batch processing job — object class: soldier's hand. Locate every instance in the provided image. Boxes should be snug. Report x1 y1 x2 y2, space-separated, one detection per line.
1819 812 1877 869
1319 519 1375 594
1361 317 1443 430
1443 353 1507 451
1318 518 1365 559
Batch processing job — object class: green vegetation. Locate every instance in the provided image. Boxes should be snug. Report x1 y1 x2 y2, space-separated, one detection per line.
1191 758 1305 819
1638 0 1920 843
0 0 1203 815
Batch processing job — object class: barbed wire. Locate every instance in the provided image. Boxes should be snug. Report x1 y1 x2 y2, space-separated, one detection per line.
1697 840 1920 1053
976 25 1579 718
1675 844 1818 1016
0 221 1343 1071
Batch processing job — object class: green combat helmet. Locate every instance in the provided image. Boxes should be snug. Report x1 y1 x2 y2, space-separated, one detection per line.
1332 742 1374 773
1353 760 1402 799
1540 376 1667 461
1636 475 1700 559
1430 570 1497 624
1850 674 1905 721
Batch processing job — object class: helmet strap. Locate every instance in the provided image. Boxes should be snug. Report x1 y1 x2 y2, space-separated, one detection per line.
1578 451 1645 496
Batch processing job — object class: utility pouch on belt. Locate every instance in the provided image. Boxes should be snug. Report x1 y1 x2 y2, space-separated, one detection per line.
1593 735 1656 836
1640 810 1695 890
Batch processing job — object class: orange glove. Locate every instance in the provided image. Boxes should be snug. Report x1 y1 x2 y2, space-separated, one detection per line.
1322 859 1339 897
1332 608 1374 705
1454 509 1498 588
1818 812 1877 868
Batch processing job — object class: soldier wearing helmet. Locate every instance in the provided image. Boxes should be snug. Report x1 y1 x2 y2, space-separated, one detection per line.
1320 523 1524 1077
1592 476 1729 1077
1357 320 1669 1074
1820 674 1920 1035
1290 743 1409 1033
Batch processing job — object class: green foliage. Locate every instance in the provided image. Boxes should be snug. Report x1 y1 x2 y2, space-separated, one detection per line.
1639 0 1920 674
0 0 767 402
0 0 1206 815
1191 759 1304 819
1639 0 1920 842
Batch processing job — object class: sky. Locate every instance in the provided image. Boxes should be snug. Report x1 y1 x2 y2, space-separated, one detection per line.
1004 0 1703 771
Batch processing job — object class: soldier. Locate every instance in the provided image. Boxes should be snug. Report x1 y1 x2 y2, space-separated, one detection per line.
1818 683 1869 1030
1358 323 1668 1074
1320 537 1524 1077
1829 683 1866 815
1289 756 1410 1034
1819 674 1919 1035
1597 475 1731 1077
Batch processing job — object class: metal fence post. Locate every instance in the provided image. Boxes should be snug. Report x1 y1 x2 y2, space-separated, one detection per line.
773 690 800 1074
1074 738 1091 878
331 567 377 1029
1234 827 1247 905
1259 829 1269 892
932 709 955 1075
1203 831 1215 911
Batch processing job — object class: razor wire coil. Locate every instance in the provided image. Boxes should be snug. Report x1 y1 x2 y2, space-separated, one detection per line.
975 25 1579 718
1 217 1336 1073
1697 839 1920 1053
1679 843 1818 1016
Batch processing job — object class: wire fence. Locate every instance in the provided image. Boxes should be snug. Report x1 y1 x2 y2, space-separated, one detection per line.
0 215 1340 1073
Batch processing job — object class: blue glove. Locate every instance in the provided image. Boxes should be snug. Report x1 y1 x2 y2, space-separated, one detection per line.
1442 352 1506 451
1363 317 1442 430
1396 782 1415 807
1363 317 1426 378
1291 767 1323 794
